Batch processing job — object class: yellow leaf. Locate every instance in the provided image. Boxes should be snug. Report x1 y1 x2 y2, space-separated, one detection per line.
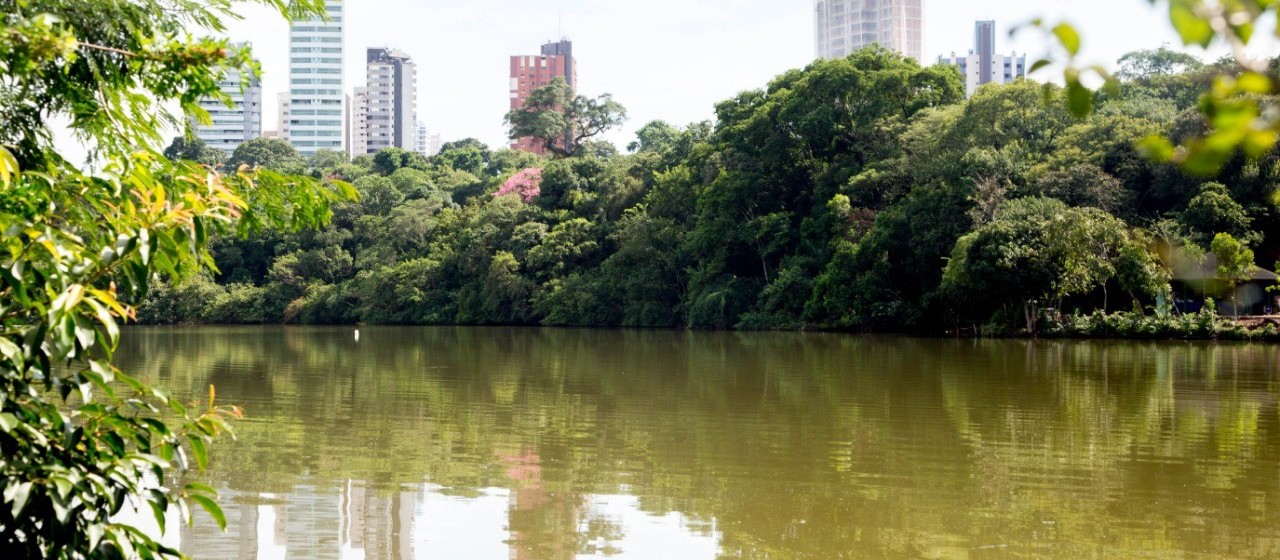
0 146 18 188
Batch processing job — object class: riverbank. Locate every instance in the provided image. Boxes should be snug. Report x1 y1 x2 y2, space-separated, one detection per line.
136 308 1280 342
1039 310 1280 341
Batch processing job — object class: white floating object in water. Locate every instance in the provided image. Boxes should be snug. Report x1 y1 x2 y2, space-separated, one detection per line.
354 329 360 342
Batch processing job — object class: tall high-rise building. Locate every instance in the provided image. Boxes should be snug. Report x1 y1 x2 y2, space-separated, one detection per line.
194 43 262 154
276 92 291 140
939 20 1027 97
509 39 576 155
814 0 923 62
352 48 418 155
287 0 344 157
350 87 368 157
416 122 442 156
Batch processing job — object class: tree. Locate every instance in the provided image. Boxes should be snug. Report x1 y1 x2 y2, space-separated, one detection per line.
308 149 348 173
628 120 681 154
163 136 226 166
226 137 306 173
1033 164 1125 213
1210 232 1256 317
505 77 628 158
371 147 427 176
435 139 491 176
1116 46 1204 81
496 168 543 203
0 0 351 557
942 197 1141 333
1180 182 1255 246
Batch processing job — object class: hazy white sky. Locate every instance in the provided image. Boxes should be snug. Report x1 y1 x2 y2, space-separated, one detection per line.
213 0 1260 151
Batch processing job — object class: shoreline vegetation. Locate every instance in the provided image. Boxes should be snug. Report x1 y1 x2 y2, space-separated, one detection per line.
142 48 1280 342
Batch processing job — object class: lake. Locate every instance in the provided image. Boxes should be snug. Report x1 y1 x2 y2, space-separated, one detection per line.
114 327 1280 559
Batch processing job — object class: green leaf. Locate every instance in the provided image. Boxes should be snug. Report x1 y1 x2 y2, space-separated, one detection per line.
1137 135 1176 162
1243 130 1278 159
87 522 105 551
188 494 226 530
0 413 18 433
188 435 208 472
1028 59 1051 74
0 337 19 362
1237 72 1273 94
1052 23 1081 56
5 481 32 518
184 482 217 497
1170 4 1215 47
147 491 168 537
1066 80 1093 117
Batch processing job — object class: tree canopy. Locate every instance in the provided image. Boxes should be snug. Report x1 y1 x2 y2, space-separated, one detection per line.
138 45 1280 336
505 77 628 158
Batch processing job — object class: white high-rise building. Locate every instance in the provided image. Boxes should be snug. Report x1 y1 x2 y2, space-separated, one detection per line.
939 20 1027 97
350 87 369 157
195 43 261 153
416 122 442 157
287 0 344 156
352 48 417 156
275 92 290 140
814 0 923 62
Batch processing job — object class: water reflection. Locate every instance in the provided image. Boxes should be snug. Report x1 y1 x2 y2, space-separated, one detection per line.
114 327 1280 559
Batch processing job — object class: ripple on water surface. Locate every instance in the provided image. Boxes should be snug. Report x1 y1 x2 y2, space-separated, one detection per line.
113 327 1280 559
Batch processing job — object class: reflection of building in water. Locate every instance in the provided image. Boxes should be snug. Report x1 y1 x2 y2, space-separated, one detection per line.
340 481 366 560
503 448 589 560
257 498 288 559
182 482 415 560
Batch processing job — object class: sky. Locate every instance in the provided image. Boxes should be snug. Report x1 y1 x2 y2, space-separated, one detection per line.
207 1 1271 152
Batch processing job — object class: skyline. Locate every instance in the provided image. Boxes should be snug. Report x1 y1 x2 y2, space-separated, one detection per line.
211 1 1259 154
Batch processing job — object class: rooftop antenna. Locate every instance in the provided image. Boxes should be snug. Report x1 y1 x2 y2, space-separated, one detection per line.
558 12 563 40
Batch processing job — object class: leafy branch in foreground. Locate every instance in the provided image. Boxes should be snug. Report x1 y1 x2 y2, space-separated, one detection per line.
1023 0 1280 176
0 0 355 557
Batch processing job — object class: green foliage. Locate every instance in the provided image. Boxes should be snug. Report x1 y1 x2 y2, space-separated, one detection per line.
1210 232 1256 316
1117 45 1204 81
505 77 628 158
943 197 1163 333
1042 307 1278 340
225 137 305 174
162 136 225 167
137 33 1278 341
0 0 352 557
1029 3 1280 176
1180 182 1255 245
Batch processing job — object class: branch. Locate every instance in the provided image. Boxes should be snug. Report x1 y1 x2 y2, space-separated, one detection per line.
77 42 141 59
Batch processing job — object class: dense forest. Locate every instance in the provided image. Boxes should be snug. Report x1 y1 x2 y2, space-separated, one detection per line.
147 47 1280 335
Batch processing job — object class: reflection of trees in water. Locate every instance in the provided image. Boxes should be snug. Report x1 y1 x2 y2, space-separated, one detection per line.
116 328 1280 558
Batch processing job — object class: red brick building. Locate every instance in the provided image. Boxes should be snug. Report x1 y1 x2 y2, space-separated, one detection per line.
509 40 576 155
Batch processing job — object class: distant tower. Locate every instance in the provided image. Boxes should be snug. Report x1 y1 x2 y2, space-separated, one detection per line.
974 19 996 87
355 48 418 155
509 39 577 155
350 87 368 157
194 42 262 154
287 0 344 157
938 20 1027 96
814 0 923 62
276 92 291 140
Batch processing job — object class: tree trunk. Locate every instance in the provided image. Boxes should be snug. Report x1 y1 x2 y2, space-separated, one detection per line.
1023 300 1037 336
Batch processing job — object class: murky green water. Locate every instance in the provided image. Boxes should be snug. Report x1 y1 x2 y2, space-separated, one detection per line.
114 327 1280 559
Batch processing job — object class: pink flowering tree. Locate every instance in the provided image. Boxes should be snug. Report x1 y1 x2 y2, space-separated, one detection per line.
496 167 542 203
